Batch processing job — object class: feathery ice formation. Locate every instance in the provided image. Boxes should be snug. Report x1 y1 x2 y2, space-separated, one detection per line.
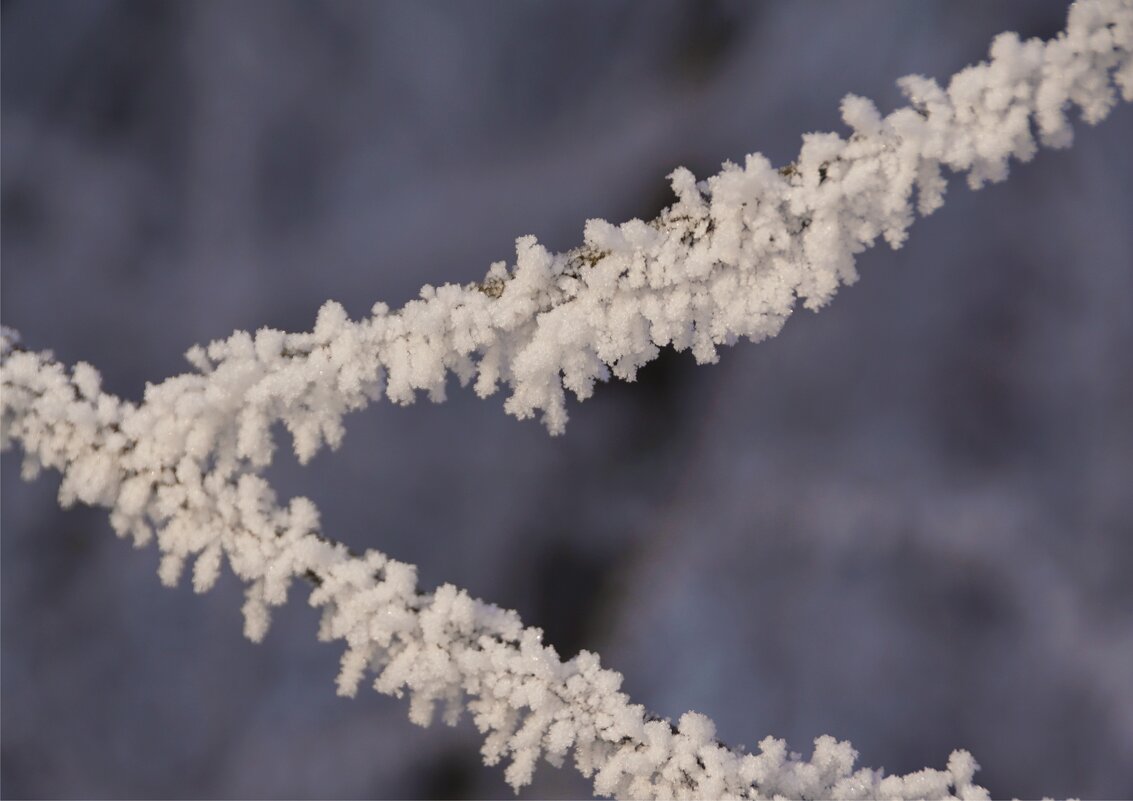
3 1 1130 797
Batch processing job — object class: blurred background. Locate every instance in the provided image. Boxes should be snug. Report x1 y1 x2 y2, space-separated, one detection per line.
2 1 1132 798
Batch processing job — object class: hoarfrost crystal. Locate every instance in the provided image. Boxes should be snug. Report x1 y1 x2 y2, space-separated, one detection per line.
3 2 1131 797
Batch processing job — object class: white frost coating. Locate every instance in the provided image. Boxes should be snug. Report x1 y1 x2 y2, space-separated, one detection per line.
2 2 1131 798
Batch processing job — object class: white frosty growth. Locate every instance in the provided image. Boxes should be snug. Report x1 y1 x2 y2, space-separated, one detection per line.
2 1 1131 798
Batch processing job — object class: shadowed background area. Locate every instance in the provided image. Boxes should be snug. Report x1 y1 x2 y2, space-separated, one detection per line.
2 1 1132 798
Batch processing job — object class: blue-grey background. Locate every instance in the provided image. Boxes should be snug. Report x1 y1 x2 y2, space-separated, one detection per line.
2 1 1132 798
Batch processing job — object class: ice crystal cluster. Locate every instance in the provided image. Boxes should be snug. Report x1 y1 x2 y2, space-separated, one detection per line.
2 2 1131 797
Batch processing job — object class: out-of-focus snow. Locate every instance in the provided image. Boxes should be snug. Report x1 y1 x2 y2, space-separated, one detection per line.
2 1 1131 798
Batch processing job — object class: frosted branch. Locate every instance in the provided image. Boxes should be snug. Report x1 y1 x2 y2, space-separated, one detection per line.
3 1 1131 797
